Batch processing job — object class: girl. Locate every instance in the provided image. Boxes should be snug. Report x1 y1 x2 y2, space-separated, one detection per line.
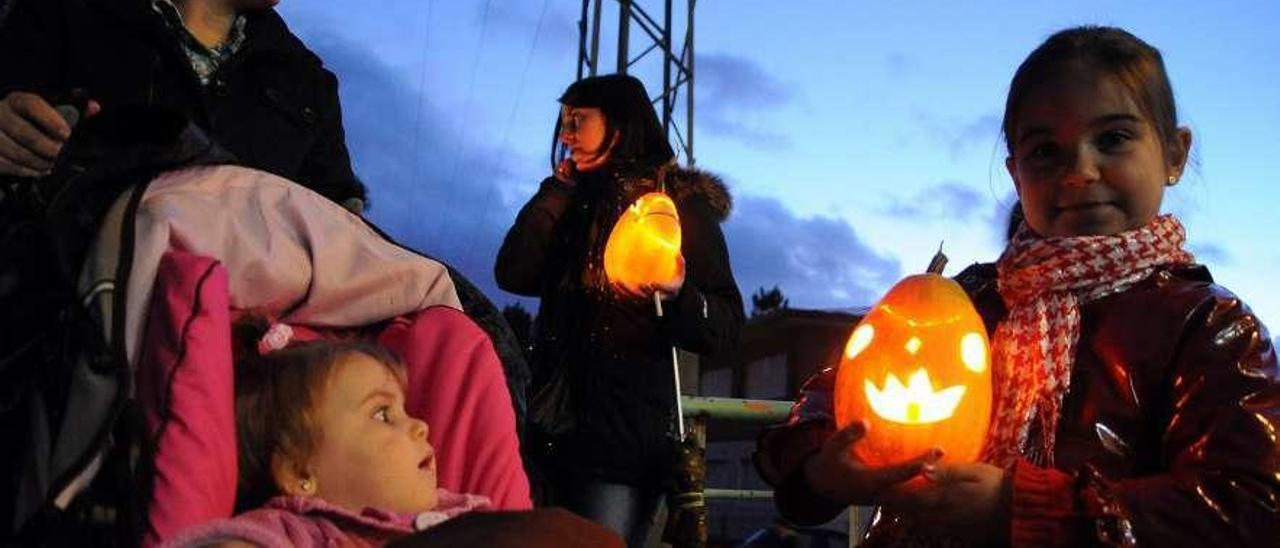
495 74 744 546
166 319 489 547
755 26 1280 546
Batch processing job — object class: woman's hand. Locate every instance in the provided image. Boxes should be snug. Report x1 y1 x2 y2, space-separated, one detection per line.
553 158 575 183
803 420 943 506
614 254 685 301
881 461 1010 544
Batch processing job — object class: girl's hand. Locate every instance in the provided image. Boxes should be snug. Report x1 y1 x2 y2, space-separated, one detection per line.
881 461 1010 544
803 419 943 506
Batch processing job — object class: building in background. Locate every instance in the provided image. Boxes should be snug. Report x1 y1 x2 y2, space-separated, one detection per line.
696 307 867 545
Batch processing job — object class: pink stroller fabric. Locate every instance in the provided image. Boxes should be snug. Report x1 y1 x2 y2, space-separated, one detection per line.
136 251 238 546
137 252 530 546
379 307 532 510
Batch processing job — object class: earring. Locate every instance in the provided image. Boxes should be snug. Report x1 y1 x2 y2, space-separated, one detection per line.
1166 175 1178 187
299 479 314 494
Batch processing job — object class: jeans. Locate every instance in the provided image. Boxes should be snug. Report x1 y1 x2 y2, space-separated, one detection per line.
559 481 663 548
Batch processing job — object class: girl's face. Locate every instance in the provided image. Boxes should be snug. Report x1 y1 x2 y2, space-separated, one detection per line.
303 353 437 513
559 106 612 171
1005 61 1190 237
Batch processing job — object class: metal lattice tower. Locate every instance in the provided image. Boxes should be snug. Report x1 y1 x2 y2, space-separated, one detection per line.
576 0 696 165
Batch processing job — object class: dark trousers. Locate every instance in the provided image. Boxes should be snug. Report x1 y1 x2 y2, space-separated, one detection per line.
558 480 663 548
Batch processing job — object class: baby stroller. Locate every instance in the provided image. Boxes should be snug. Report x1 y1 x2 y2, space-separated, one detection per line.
0 107 531 546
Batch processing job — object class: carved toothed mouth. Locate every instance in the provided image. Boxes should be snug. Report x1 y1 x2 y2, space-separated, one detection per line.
864 369 966 424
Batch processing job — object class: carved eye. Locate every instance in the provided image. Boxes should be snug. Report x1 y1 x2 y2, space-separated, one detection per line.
961 332 987 373
845 324 874 360
904 336 922 355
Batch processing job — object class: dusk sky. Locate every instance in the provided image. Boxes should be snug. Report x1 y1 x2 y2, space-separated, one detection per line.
277 1 1280 346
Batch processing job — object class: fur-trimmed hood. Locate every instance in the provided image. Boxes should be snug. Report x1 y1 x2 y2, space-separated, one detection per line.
664 166 733 222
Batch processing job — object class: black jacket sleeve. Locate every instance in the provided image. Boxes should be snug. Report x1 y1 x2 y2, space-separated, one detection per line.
294 68 365 206
0 0 63 98
494 177 575 296
661 195 744 355
754 367 848 526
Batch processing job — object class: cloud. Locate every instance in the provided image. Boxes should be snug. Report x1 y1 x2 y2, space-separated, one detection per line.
885 52 916 76
301 28 890 317
724 195 901 310
916 112 1003 161
478 0 578 56
697 53 796 149
1188 242 1232 267
300 30 529 307
883 181 991 224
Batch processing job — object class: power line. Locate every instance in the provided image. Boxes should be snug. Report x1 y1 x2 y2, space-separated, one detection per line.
436 0 497 253
408 0 433 241
458 0 553 256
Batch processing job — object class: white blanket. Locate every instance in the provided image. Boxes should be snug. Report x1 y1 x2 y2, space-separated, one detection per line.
79 164 460 367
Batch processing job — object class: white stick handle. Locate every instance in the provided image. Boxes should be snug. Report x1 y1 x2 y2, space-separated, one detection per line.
653 292 683 440
671 345 685 441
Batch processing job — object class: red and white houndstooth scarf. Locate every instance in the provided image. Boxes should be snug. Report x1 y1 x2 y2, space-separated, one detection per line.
982 214 1194 468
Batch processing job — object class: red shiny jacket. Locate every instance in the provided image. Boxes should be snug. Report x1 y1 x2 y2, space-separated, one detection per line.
755 263 1280 547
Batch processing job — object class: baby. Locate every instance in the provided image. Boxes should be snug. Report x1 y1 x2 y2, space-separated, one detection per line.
166 319 488 547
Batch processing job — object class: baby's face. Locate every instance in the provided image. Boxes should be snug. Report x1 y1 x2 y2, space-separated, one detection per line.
306 353 438 513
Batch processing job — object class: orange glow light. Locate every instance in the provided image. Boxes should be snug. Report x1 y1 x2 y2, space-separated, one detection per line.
834 273 993 465
603 192 683 289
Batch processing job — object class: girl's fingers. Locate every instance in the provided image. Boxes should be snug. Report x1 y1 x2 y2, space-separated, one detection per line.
863 447 943 493
829 420 869 450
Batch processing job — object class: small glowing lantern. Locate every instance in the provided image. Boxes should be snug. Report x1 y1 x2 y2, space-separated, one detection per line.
833 273 992 465
603 192 683 290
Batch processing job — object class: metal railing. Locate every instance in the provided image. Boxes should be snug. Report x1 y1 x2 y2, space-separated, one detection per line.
679 396 866 548
681 396 792 423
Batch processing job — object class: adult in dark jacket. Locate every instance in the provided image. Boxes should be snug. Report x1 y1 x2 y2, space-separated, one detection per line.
0 0 366 210
495 74 743 546
755 26 1280 547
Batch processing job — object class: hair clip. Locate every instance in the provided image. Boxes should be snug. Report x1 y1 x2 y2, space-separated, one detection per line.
258 322 294 355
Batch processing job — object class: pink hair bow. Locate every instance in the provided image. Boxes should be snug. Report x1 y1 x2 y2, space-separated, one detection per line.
257 322 294 355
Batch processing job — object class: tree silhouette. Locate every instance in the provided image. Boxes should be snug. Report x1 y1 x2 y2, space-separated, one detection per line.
751 286 789 318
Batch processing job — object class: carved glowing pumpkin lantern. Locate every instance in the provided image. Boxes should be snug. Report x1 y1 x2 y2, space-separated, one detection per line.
833 273 992 465
603 192 683 290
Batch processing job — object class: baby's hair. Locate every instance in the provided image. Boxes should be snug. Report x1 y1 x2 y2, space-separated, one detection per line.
230 316 406 511
1002 26 1182 160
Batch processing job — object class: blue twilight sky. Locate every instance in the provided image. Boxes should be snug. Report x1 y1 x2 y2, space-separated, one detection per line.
277 1 1280 343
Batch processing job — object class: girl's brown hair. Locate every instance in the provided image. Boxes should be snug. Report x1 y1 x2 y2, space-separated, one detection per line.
231 317 405 511
1002 26 1183 161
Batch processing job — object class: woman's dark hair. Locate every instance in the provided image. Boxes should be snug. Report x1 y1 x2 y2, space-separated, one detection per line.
551 73 676 171
231 316 405 511
1002 26 1183 161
